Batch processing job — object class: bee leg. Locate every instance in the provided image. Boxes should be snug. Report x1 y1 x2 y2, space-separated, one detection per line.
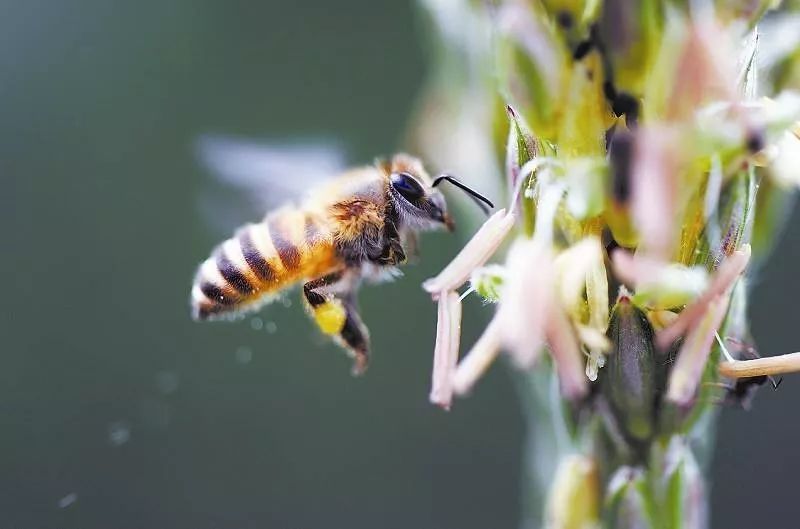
303 271 347 335
302 272 370 374
376 221 406 266
377 242 406 266
337 299 370 375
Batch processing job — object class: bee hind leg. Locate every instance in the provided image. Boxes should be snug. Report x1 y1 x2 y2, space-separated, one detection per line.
302 272 370 375
336 301 370 375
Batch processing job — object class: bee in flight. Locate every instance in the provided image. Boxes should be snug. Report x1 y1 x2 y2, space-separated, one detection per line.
190 137 492 374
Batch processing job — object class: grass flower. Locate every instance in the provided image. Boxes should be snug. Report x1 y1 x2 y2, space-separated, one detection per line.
413 0 800 526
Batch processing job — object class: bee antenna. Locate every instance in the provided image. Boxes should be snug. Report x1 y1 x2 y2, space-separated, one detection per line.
432 174 495 216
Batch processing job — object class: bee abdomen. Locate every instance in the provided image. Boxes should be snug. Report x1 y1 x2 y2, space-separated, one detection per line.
268 214 302 270
191 211 336 321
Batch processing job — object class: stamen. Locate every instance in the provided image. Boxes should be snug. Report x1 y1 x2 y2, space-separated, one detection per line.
423 209 515 294
429 291 462 410
667 294 730 405
452 316 503 396
546 307 590 399
719 352 800 379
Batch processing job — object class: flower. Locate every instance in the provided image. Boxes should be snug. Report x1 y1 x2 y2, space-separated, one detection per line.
414 0 800 526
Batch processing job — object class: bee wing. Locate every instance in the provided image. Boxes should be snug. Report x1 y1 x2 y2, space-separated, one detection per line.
195 134 348 234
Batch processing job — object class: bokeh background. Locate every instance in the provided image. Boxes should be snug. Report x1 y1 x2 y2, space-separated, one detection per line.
4 1 800 527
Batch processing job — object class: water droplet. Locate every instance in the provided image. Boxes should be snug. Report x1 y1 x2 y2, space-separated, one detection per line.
108 421 131 446
235 346 253 365
265 321 277 334
155 370 179 394
58 492 78 509
250 317 264 331
281 297 293 308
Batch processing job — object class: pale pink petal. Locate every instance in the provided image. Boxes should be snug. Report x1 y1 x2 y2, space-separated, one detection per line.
610 249 639 287
429 291 462 410
452 316 503 396
546 308 589 399
497 239 552 368
667 294 730 405
631 127 680 260
667 22 738 122
423 210 516 294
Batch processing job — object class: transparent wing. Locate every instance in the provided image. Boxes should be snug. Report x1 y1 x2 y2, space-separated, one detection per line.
195 134 348 235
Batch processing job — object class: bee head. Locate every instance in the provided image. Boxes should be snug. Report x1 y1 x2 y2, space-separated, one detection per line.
386 154 455 232
384 154 494 232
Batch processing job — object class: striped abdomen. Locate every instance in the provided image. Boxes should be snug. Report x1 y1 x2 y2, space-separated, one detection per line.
191 208 340 320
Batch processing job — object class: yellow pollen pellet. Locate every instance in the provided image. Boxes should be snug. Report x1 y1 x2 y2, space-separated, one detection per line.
314 300 347 335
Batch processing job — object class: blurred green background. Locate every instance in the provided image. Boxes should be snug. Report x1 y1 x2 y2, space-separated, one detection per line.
4 1 800 527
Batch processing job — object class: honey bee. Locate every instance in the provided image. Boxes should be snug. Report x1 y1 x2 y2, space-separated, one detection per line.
191 141 492 374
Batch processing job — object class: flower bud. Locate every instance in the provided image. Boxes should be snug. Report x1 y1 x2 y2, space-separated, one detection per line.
659 437 707 529
506 105 541 235
601 293 658 443
496 2 566 139
545 454 600 529
605 467 654 529
693 168 755 271
506 105 540 193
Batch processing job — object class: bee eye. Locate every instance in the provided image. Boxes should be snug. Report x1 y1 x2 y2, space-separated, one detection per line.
391 172 425 203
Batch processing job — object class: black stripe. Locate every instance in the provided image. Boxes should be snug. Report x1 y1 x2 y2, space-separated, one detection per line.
215 246 255 294
269 217 301 269
200 281 237 305
239 228 276 283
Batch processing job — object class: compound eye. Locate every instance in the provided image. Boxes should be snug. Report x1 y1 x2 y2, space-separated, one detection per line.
391 172 425 203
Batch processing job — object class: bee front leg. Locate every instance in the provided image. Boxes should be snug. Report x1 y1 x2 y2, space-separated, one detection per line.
376 221 406 266
302 272 370 375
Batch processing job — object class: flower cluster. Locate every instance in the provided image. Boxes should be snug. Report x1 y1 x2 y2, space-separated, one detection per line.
414 1 800 525
425 1 800 416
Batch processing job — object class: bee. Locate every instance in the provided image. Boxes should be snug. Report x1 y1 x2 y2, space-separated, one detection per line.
190 142 492 374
